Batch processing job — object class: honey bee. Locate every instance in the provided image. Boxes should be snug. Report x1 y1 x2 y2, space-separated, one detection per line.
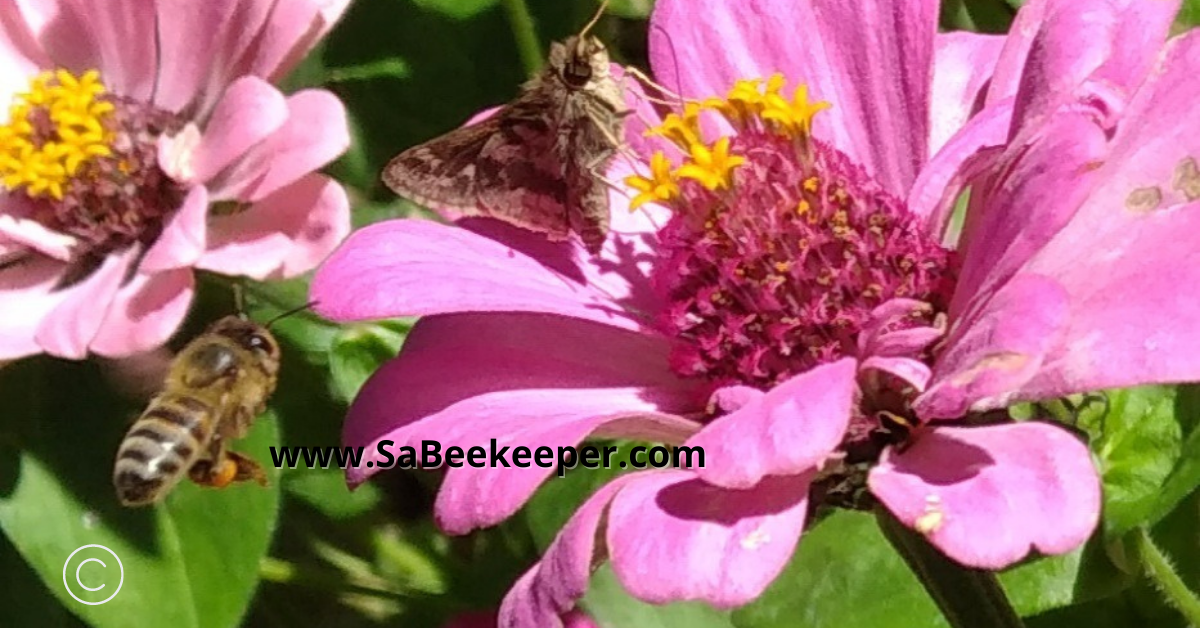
112 309 295 507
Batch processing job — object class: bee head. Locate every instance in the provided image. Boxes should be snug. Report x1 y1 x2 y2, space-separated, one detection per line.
208 316 280 361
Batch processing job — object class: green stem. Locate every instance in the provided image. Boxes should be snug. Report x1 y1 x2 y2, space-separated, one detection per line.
876 507 1027 628
1135 527 1200 626
500 0 542 75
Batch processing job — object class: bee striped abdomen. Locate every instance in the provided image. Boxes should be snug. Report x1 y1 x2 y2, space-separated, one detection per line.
114 395 215 506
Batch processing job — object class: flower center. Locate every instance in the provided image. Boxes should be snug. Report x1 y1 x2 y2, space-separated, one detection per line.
630 76 955 392
0 69 185 260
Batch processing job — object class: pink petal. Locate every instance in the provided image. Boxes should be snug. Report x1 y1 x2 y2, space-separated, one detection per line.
1008 0 1177 129
0 3 48 100
90 269 193 357
342 314 705 531
198 174 350 280
0 256 68 359
152 0 275 113
928 32 1004 156
945 33 1200 405
25 0 157 100
240 0 350 82
191 76 288 183
0 203 77 261
499 477 638 628
34 249 134 359
907 100 1012 232
648 0 938 196
686 359 856 489
139 185 208 272
869 422 1100 569
861 356 931 392
312 219 650 332
607 471 810 606
918 274 1069 420
950 108 1107 313
210 89 349 203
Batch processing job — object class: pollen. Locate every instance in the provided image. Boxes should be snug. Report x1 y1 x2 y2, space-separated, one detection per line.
646 101 703 150
0 70 116 200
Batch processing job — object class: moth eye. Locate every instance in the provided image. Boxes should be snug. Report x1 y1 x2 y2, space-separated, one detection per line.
246 333 272 354
561 60 592 88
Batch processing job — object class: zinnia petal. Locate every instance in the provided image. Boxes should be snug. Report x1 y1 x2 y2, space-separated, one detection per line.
869 422 1100 569
90 268 194 357
199 173 350 280
312 220 650 331
607 471 810 607
686 359 856 489
648 0 938 196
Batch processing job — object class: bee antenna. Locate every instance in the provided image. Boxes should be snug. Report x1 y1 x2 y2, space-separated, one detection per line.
265 301 318 329
233 283 248 319
579 0 608 39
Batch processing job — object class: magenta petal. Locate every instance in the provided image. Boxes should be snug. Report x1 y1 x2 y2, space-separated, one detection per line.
929 32 1005 155
869 422 1100 569
312 219 649 332
687 359 856 488
649 0 938 196
90 269 194 357
32 0 157 100
499 477 637 628
139 185 208 272
34 249 134 359
951 109 1107 310
211 89 349 202
607 471 809 606
918 274 1069 419
342 314 704 528
193 76 288 183
199 174 350 280
908 100 1012 232
1010 0 1177 128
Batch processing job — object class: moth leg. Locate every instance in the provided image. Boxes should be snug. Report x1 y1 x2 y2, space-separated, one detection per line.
622 65 686 105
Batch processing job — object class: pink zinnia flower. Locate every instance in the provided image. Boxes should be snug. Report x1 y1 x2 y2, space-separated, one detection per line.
313 0 1199 622
0 0 352 359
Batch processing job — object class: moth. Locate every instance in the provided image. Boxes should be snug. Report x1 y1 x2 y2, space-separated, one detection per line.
382 9 627 254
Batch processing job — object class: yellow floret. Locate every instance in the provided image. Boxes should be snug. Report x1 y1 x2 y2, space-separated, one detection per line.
0 69 115 200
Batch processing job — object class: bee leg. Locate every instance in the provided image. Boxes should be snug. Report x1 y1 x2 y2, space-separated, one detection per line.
187 455 240 489
224 450 269 487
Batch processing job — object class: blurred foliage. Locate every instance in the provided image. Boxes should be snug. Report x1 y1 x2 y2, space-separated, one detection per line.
3 1 1200 627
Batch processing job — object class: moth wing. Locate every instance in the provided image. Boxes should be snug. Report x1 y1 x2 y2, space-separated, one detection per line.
473 89 574 240
381 117 502 213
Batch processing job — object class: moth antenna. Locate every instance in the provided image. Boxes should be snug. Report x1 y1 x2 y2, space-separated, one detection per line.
645 20 687 106
233 283 247 320
265 301 318 329
579 0 609 39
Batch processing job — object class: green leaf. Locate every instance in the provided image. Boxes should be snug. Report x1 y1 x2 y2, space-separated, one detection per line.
1078 386 1190 536
329 322 409 404
734 510 946 628
939 0 1016 32
0 358 280 628
284 469 382 520
410 0 499 20
1177 0 1200 30
584 566 736 628
607 0 654 19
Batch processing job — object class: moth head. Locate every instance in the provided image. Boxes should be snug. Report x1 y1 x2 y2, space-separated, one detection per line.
552 35 610 90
